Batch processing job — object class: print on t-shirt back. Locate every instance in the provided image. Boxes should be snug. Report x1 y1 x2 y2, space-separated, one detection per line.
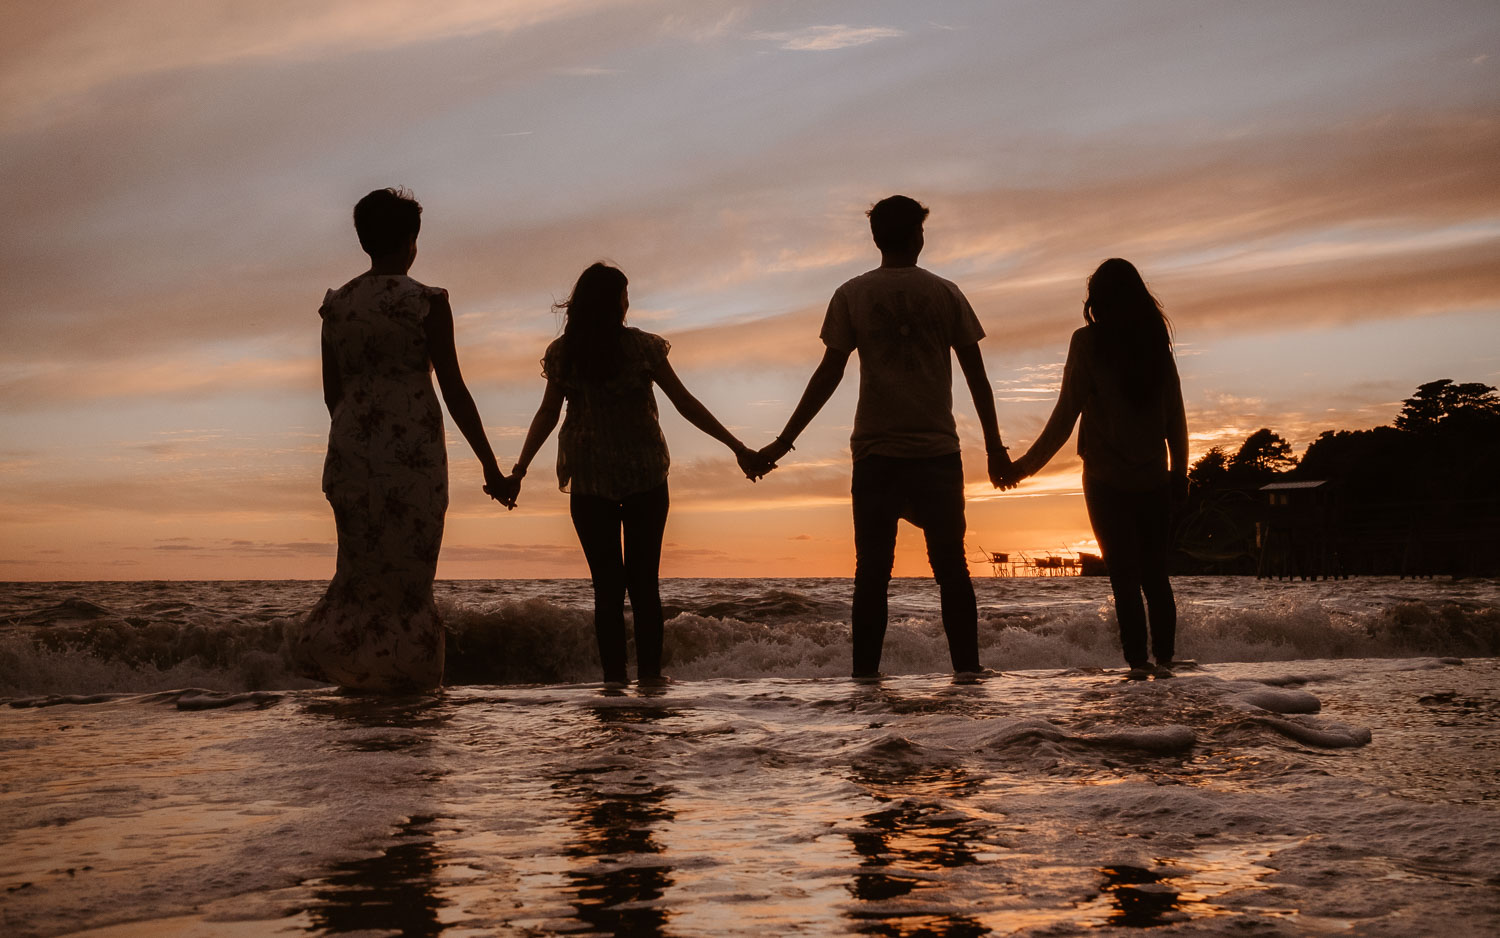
867 288 946 373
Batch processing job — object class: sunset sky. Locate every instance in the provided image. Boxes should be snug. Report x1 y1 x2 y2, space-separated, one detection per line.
2 1 1498 580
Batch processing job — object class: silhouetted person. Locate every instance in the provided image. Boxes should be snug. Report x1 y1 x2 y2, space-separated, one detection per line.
1008 259 1188 680
758 196 1012 679
297 187 512 693
510 263 762 686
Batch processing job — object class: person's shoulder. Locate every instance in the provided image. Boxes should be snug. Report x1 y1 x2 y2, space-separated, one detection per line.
911 267 969 298
914 266 956 286
320 275 365 317
540 335 569 380
837 267 886 291
396 275 446 300
327 272 373 298
624 327 670 358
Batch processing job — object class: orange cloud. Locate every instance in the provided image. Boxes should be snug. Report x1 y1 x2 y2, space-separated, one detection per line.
0 0 634 128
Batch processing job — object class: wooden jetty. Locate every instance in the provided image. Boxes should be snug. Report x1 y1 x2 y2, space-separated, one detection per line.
970 546 1107 577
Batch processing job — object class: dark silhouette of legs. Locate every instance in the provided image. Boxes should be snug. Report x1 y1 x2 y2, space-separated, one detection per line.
1137 488 1176 664
1085 479 1176 668
571 483 670 683
852 459 899 676
851 454 979 676
622 483 669 678
913 454 979 672
571 494 629 682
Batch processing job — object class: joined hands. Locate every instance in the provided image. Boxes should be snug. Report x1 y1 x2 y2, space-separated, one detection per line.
992 450 1034 491
483 463 520 509
735 442 778 481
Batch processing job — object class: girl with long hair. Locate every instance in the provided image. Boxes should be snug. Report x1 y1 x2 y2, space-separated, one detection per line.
509 263 763 686
1009 259 1188 679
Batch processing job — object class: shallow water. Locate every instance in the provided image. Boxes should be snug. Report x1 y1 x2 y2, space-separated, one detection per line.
3 658 1498 937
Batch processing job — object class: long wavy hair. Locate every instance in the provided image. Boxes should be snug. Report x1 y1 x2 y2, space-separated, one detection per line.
1083 258 1173 404
557 262 628 381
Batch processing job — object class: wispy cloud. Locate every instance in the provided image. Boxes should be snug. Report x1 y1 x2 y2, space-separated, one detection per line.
0 0 632 128
750 25 903 52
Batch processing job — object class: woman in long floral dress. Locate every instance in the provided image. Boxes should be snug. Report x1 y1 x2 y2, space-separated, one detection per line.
297 188 513 692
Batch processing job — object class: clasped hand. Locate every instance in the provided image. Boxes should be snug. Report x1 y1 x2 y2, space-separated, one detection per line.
482 463 520 509
991 450 1032 490
735 442 779 481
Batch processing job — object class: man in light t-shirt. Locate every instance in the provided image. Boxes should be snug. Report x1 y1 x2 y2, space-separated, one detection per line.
760 195 1013 678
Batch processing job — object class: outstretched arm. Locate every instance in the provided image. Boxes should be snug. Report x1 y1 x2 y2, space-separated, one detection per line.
954 342 1012 487
761 346 852 463
1013 332 1084 480
653 359 763 478
1165 354 1189 501
511 378 565 489
424 292 510 504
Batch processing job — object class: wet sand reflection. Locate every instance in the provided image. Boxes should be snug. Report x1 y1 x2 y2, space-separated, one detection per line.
844 759 991 937
553 698 680 936
297 695 451 936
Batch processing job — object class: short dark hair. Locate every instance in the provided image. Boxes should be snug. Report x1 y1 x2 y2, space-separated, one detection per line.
353 187 422 256
866 195 929 252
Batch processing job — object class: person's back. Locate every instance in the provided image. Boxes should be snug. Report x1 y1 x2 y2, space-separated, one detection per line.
1068 323 1183 492
320 274 447 502
825 266 980 460
509 262 760 686
300 187 508 693
542 326 671 501
1009 258 1187 679
760 195 1012 678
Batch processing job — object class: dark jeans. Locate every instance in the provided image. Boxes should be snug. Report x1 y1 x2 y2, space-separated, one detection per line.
1083 477 1176 668
570 482 670 682
851 452 980 675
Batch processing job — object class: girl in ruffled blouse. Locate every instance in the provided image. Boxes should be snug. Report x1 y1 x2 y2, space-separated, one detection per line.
510 263 764 686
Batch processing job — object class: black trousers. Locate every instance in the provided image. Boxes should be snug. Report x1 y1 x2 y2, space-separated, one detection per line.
1083 477 1176 668
851 453 980 675
570 481 670 682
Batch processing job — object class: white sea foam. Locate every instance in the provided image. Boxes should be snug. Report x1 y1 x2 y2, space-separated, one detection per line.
1 577 1496 697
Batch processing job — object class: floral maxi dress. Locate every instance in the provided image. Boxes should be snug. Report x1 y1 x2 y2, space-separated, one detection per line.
296 274 449 691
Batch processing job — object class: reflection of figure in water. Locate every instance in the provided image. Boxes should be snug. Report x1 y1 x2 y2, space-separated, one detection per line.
1006 259 1188 679
844 759 988 935
299 188 514 692
301 698 453 936
558 703 677 937
510 263 764 686
756 196 1013 679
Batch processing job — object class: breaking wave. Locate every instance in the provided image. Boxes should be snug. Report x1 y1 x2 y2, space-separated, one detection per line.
2 578 1495 697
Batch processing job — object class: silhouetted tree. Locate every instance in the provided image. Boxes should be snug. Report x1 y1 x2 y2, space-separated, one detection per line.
1229 428 1296 480
1394 379 1500 433
1295 426 1413 504
1188 446 1229 486
1172 380 1498 575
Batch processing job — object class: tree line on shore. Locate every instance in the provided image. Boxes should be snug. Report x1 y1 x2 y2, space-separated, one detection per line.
1175 380 1500 576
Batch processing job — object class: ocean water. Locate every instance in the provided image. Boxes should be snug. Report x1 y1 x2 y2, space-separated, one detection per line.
2 578 1498 936
2 576 1497 696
